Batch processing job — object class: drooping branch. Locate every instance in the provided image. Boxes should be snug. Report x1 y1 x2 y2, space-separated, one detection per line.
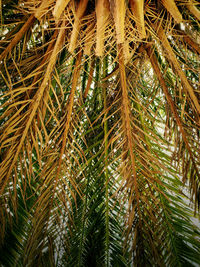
145 45 200 205
155 24 200 115
0 22 66 194
118 43 141 222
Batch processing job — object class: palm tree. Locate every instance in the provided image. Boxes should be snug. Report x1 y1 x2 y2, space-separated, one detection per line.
0 0 200 266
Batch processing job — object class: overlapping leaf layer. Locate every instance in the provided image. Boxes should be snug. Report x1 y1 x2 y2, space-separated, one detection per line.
0 0 200 266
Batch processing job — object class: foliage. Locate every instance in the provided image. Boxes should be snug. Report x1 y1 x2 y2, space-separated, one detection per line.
0 0 200 266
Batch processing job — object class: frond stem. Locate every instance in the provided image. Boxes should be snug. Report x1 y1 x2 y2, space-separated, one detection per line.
118 43 141 224
103 55 110 267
